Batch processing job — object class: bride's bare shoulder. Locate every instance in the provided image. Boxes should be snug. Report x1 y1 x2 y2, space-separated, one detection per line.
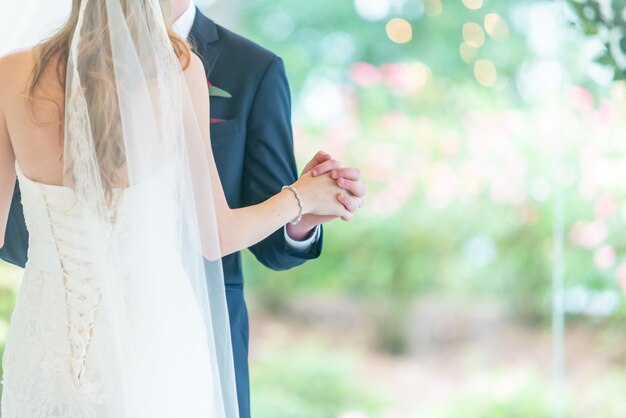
0 48 37 94
187 52 204 71
183 53 206 85
0 48 36 77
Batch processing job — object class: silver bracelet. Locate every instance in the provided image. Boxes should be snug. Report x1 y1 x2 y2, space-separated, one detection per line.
281 185 304 225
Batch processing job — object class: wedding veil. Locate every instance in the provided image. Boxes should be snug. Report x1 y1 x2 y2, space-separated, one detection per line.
5 0 238 417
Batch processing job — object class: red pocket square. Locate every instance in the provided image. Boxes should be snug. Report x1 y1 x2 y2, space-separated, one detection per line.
210 118 226 124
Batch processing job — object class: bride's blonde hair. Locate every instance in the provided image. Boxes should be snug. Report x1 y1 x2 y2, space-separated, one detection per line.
27 0 191 195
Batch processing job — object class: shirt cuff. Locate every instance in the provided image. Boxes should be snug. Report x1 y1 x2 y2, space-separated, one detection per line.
284 225 321 252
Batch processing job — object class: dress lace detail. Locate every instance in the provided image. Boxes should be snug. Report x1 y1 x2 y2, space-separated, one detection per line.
2 166 216 418
1 167 104 418
43 191 102 390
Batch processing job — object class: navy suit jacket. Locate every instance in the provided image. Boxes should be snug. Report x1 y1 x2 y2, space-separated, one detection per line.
0 9 323 418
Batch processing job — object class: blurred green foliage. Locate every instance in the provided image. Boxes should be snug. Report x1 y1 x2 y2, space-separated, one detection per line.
568 0 626 80
250 344 383 418
437 370 553 418
229 0 626 358
0 262 18 378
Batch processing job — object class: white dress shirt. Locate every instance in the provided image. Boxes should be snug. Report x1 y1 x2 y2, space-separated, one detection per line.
172 1 196 39
172 2 321 252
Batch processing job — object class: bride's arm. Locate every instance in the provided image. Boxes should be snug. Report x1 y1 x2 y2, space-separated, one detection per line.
183 54 349 258
0 99 16 249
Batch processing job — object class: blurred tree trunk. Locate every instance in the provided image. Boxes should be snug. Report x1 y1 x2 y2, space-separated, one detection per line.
197 0 243 32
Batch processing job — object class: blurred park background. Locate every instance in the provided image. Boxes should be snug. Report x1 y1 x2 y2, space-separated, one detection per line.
3 0 626 417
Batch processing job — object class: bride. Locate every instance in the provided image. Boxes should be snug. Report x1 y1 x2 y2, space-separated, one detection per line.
0 0 352 417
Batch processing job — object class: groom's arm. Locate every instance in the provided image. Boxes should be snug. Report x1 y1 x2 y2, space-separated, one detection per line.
241 56 323 271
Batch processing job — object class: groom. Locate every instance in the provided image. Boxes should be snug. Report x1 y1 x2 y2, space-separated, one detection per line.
0 1 365 417
169 7 365 416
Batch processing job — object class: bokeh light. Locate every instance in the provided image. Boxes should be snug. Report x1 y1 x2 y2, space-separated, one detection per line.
424 0 443 17
386 18 413 44
474 59 497 86
460 42 479 63
353 0 390 21
462 0 484 10
261 12 295 41
484 13 510 41
463 22 485 47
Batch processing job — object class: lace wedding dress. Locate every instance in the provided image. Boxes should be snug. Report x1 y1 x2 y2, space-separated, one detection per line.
1 164 215 418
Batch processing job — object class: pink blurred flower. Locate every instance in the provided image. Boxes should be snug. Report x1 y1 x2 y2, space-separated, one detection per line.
594 244 616 270
568 86 594 113
594 194 617 219
592 99 618 128
569 220 608 249
349 62 381 88
380 62 431 95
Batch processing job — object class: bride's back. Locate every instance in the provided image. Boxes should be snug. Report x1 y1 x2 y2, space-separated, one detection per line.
0 0 196 192
0 49 66 186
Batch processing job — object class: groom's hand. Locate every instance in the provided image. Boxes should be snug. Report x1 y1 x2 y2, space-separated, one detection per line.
286 151 366 241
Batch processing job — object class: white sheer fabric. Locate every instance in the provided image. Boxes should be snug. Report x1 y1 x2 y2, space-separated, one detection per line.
1 1 238 417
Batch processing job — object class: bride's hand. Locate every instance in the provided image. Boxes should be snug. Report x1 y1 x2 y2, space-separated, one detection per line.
291 171 354 220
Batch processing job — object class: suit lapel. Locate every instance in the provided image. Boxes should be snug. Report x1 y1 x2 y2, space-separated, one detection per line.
188 8 221 79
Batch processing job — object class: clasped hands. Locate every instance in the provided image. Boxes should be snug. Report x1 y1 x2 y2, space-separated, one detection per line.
287 151 366 241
